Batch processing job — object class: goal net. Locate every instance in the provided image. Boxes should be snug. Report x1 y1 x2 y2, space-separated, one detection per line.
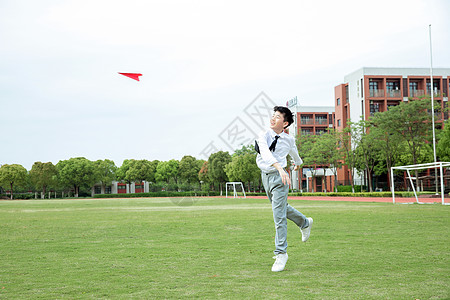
390 162 450 205
226 182 246 198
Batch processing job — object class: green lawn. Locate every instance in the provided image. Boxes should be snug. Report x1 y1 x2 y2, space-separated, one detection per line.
0 197 449 299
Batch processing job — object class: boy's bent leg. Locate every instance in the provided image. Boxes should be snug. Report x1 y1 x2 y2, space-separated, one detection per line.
286 203 313 241
286 204 309 229
270 175 289 255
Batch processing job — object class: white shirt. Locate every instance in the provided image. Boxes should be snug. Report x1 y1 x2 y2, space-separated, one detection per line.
256 129 303 173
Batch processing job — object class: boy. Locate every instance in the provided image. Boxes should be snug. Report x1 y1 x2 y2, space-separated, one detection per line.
256 106 313 272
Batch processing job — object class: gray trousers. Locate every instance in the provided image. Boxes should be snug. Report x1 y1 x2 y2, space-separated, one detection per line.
262 171 309 255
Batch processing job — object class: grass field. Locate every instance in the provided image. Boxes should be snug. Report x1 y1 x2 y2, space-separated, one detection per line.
0 197 449 299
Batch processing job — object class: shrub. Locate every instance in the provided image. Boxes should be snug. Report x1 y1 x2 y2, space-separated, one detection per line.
288 191 435 198
11 193 35 200
246 192 266 196
336 185 362 192
94 191 220 198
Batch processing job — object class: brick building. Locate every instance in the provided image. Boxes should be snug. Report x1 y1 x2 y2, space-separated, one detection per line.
334 67 450 186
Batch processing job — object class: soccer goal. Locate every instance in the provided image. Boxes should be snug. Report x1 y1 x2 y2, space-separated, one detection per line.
226 182 246 198
390 162 450 205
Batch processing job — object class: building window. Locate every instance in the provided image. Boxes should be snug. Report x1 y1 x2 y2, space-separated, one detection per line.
337 119 341 127
444 102 449 120
301 128 313 135
386 80 401 97
386 81 399 90
301 115 313 125
361 78 363 97
369 80 384 97
426 80 440 96
370 102 381 116
315 115 327 125
409 81 421 97
337 98 340 106
94 186 101 194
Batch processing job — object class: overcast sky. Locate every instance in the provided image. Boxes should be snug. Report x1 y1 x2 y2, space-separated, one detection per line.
1 0 449 170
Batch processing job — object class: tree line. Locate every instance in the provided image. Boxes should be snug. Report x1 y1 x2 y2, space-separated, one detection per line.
1 98 449 199
0 150 259 199
0 157 195 199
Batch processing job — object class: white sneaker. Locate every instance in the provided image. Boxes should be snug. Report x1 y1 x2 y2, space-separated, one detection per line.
271 253 288 272
301 217 313 242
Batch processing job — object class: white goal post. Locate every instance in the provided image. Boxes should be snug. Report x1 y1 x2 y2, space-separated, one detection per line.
390 162 450 205
226 182 246 198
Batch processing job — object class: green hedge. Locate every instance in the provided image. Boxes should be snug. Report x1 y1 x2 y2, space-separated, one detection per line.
246 191 437 198
4 191 439 200
246 192 266 196
336 185 363 193
289 191 437 198
3 191 220 200
94 191 221 198
8 193 35 200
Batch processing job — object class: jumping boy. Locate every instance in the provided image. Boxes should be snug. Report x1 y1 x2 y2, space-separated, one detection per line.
256 106 313 272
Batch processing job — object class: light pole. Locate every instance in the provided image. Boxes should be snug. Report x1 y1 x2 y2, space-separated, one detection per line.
429 24 439 195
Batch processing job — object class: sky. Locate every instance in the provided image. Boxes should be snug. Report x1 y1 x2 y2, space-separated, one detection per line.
1 0 450 170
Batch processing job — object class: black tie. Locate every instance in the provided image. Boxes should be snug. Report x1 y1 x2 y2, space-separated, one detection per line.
269 135 280 152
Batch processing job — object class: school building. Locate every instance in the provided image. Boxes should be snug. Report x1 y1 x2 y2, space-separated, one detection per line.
334 67 450 187
287 67 450 192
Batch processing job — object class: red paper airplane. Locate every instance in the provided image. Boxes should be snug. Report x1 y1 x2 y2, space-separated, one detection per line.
118 72 142 81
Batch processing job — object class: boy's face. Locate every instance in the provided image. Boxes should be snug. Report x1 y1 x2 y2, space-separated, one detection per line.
270 111 289 132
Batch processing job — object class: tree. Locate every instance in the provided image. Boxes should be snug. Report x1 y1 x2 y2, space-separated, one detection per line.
233 144 255 156
225 147 260 192
116 159 135 192
337 122 359 193
0 164 28 199
382 98 437 189
397 142 433 166
353 119 382 192
56 157 97 197
208 151 231 195
369 112 406 191
297 134 326 192
29 162 57 198
94 159 117 194
198 161 210 190
116 159 155 192
315 130 343 192
127 159 154 186
155 160 179 183
179 156 201 184
437 120 450 161
148 160 160 183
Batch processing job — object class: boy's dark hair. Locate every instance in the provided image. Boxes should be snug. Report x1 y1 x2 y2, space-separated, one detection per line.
274 106 294 129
